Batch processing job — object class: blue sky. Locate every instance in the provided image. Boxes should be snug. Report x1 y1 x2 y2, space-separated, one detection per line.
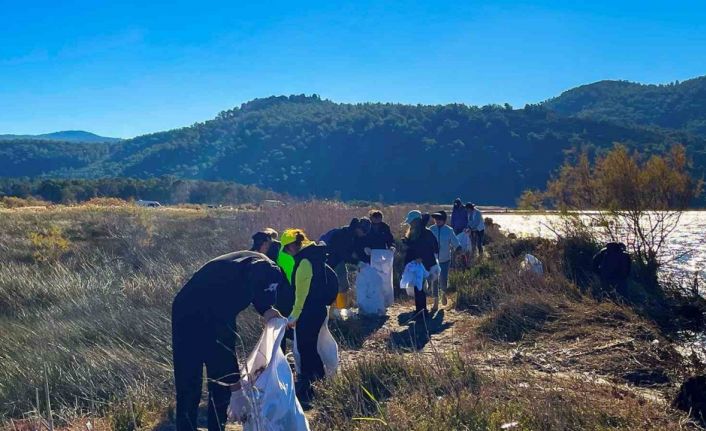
1 0 705 138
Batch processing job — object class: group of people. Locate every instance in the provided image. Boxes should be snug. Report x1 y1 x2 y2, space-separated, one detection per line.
401 200 485 316
170 200 485 431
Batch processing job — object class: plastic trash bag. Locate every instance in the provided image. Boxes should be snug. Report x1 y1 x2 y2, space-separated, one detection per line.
228 318 310 431
371 249 395 307
428 263 441 282
400 261 429 296
355 263 386 315
293 312 339 378
456 231 471 252
520 254 544 275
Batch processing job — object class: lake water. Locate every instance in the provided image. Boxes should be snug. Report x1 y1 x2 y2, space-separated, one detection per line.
489 211 706 357
489 211 706 290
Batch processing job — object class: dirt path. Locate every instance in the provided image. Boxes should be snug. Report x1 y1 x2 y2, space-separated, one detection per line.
334 298 671 406
338 299 473 364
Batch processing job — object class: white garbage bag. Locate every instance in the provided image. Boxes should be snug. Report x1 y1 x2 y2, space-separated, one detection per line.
371 249 395 307
293 312 339 378
456 231 471 252
355 263 386 315
228 318 310 431
400 261 429 297
520 253 544 275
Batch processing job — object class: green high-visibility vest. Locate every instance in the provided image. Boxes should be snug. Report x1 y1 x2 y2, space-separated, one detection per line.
276 246 295 283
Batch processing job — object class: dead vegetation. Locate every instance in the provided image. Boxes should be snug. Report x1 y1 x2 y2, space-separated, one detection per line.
0 204 703 430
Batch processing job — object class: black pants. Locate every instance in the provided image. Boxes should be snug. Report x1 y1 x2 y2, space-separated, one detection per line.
414 285 427 314
172 315 238 431
295 303 327 399
472 230 484 255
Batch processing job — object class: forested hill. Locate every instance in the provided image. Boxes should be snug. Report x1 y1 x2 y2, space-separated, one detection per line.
1 95 705 205
0 130 120 143
544 76 706 137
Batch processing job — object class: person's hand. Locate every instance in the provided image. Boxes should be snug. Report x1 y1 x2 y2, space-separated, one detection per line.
390 246 396 253
287 315 298 328
262 308 283 323
364 247 372 256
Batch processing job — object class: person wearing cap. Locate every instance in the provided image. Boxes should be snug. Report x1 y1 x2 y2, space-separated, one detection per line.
171 251 284 431
250 228 281 262
402 210 439 316
250 229 295 352
451 198 468 235
465 203 485 257
280 228 337 405
430 210 462 309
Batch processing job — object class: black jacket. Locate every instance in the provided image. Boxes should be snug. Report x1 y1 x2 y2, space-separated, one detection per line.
367 222 395 250
325 226 357 267
403 228 440 271
352 222 395 263
593 243 631 281
172 251 282 328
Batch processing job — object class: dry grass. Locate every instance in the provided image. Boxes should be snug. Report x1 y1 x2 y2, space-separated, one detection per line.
310 353 694 431
0 202 413 426
0 203 700 430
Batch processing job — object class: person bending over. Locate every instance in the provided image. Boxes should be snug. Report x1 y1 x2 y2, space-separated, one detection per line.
171 251 284 431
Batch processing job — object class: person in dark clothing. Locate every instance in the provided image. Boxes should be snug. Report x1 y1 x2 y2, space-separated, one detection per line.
592 242 632 297
367 210 395 250
402 210 440 316
251 229 295 353
322 218 370 309
171 251 283 431
451 198 468 234
250 228 281 262
353 211 395 264
281 229 336 406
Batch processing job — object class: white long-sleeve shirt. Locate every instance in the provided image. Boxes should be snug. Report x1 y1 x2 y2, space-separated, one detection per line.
468 209 485 231
430 224 461 263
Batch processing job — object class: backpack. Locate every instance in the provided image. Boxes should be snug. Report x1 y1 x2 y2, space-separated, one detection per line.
320 263 339 305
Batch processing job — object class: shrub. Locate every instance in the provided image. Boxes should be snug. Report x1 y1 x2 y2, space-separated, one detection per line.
84 197 131 207
479 296 558 342
0 195 49 208
28 225 70 262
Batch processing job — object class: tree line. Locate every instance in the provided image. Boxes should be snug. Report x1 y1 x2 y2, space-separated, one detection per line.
1 93 705 205
0 177 285 205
